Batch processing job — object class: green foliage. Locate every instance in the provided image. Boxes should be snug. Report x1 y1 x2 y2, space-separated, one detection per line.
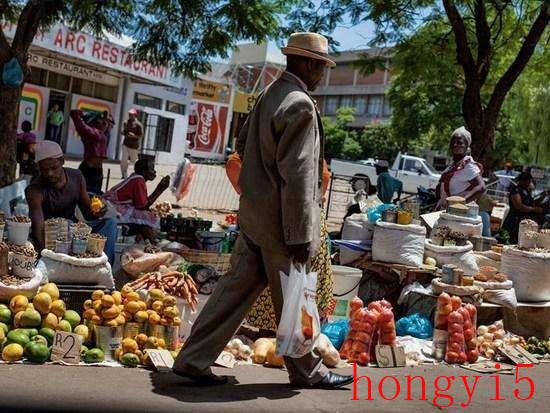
386 12 550 167
323 107 402 161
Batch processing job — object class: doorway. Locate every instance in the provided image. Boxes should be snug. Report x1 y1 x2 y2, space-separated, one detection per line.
45 91 68 148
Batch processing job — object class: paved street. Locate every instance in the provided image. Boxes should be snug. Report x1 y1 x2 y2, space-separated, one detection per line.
1 362 549 412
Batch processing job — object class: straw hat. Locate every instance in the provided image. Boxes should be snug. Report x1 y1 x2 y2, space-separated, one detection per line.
281 32 336 67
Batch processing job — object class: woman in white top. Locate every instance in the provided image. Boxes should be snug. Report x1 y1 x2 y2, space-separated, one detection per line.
436 127 486 210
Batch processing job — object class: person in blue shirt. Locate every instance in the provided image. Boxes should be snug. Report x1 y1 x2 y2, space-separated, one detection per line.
375 159 403 204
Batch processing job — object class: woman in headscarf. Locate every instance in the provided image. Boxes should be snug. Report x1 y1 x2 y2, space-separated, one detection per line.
435 126 486 210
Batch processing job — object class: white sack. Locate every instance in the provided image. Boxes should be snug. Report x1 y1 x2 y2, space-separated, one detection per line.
0 268 46 301
435 212 483 237
483 288 518 310
372 222 426 267
501 247 550 302
340 213 374 265
37 249 115 289
424 239 479 275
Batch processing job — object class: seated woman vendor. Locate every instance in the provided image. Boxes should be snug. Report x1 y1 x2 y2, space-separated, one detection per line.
25 141 117 264
103 158 170 242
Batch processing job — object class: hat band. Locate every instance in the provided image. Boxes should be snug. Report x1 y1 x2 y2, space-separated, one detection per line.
286 45 332 60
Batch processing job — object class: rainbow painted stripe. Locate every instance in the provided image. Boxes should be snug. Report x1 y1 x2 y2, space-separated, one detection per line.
21 86 43 130
75 98 111 116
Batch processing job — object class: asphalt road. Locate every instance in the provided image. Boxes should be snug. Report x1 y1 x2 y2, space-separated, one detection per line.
1 362 549 412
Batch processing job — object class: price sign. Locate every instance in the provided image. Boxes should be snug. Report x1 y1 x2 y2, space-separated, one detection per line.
375 345 406 368
50 331 82 364
146 349 174 372
214 350 236 368
498 344 539 365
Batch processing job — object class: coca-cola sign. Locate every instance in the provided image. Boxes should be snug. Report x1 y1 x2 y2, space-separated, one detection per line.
191 102 228 155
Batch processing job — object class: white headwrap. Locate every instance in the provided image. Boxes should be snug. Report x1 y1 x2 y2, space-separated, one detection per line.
451 126 471 147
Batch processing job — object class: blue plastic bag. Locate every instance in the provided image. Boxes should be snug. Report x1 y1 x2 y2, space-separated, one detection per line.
396 313 433 339
2 58 23 87
321 319 350 349
366 204 396 223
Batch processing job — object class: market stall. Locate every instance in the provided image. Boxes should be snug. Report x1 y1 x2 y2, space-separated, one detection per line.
1 198 550 373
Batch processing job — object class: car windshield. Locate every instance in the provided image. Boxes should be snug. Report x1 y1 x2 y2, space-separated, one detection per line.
422 161 438 175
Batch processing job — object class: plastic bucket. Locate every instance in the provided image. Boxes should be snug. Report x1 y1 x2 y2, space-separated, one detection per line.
93 325 123 361
72 238 88 255
7 221 31 245
195 231 225 253
331 265 363 319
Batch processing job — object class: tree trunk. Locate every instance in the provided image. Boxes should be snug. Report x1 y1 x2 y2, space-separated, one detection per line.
0 84 23 187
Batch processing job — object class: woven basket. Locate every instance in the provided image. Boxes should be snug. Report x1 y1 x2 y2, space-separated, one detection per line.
180 249 232 275
431 277 483 297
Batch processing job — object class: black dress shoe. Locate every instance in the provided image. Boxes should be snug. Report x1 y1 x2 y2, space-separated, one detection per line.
172 369 228 386
292 372 354 389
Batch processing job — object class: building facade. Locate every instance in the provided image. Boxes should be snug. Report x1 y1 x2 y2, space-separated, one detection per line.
311 48 392 128
4 22 193 166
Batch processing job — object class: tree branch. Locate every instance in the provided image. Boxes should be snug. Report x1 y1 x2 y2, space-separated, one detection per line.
474 0 491 83
12 0 44 61
486 2 549 129
442 0 476 78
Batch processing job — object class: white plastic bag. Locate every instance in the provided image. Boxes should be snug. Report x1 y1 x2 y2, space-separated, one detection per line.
37 249 115 289
435 212 483 237
372 222 426 267
276 263 320 358
424 239 479 275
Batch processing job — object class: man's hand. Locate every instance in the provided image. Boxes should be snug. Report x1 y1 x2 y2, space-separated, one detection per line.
157 175 171 192
287 242 312 265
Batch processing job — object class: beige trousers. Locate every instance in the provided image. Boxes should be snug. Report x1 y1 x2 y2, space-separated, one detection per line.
120 145 139 179
173 233 328 385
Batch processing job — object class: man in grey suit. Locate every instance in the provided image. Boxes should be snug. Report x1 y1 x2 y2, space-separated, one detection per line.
173 33 353 389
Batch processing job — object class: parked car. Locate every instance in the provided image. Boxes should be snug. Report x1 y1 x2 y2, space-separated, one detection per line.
330 153 441 194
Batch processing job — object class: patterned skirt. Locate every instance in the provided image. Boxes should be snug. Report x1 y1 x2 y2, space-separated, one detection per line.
246 209 334 331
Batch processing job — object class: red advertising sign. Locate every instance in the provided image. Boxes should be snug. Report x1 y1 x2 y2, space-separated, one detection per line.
190 102 228 155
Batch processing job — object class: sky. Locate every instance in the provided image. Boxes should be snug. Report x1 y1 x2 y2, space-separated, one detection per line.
329 20 377 51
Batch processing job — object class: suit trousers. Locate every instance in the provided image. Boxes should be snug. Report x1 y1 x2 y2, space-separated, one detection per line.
120 145 139 179
173 233 328 385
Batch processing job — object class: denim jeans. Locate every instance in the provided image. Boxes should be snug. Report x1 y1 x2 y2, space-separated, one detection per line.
479 211 492 237
88 217 117 265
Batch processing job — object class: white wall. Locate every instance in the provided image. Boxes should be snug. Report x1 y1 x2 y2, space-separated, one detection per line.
122 81 193 165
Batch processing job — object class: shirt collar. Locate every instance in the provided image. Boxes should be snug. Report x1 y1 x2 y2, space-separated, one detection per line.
283 71 308 92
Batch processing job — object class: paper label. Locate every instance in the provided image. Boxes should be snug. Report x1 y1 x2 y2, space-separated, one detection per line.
214 350 236 369
375 345 406 367
50 331 82 364
146 349 175 372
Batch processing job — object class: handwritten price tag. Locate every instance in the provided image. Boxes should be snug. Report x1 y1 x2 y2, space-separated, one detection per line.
50 331 82 364
146 349 174 372
375 345 406 368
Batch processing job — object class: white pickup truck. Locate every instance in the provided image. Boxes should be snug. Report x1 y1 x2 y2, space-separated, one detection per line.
330 153 441 194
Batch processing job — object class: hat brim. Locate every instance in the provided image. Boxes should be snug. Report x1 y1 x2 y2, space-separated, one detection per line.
281 46 336 67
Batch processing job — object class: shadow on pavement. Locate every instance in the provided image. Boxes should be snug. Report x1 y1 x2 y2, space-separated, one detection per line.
150 371 301 403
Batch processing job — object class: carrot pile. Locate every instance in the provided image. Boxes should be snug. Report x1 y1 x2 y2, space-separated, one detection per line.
126 270 199 311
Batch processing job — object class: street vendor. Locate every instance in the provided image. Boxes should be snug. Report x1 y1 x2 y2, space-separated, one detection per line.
103 158 170 242
502 172 544 243
435 126 486 210
173 32 352 389
25 141 117 264
70 109 112 195
375 159 402 204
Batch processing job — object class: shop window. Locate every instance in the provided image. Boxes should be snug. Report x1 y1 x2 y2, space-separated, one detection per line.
354 96 367 115
166 100 186 115
47 72 70 91
324 96 339 115
367 95 382 116
71 78 95 97
27 67 47 87
94 83 118 102
141 113 174 153
134 92 162 109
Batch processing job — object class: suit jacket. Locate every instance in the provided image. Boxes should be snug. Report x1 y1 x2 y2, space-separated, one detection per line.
236 72 324 254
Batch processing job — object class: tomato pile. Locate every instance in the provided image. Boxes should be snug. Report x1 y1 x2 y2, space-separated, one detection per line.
436 293 479 364
339 298 396 366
